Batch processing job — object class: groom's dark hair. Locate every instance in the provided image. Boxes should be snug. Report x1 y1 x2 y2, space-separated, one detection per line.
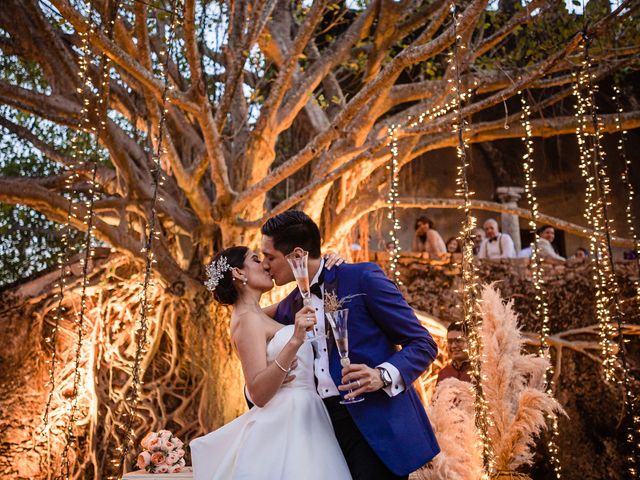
261 210 322 258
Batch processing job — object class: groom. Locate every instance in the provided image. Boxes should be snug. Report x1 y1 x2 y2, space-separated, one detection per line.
261 210 440 480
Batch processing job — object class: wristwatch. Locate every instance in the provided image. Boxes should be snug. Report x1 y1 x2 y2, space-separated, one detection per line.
377 367 392 388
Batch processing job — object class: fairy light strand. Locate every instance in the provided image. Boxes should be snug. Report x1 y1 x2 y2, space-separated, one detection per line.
520 92 562 479
59 2 101 477
450 5 494 476
386 124 402 284
114 1 179 477
573 35 618 382
41 2 95 433
612 82 640 479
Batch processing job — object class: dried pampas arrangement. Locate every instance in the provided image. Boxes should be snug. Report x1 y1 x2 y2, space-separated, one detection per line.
479 284 565 472
410 378 483 480
411 284 565 479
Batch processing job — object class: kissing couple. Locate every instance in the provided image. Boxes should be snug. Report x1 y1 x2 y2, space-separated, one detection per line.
190 210 440 479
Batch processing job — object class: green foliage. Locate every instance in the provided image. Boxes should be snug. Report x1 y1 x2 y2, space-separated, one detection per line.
0 53 100 288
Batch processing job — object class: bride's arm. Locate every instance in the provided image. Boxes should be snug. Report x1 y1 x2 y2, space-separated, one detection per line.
234 308 315 407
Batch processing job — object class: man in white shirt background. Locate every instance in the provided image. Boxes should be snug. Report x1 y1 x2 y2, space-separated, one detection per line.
478 218 516 259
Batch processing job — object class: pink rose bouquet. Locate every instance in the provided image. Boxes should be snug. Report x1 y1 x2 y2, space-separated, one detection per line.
137 430 187 474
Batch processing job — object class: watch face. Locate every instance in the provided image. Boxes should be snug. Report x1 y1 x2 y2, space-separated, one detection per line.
380 368 391 386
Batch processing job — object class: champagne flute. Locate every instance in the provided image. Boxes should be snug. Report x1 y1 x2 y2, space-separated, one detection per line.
285 248 318 342
325 308 365 404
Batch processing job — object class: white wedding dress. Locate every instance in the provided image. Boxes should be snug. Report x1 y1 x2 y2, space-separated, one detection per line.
190 324 352 480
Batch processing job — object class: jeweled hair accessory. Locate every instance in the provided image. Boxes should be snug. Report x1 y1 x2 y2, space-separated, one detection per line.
205 256 230 292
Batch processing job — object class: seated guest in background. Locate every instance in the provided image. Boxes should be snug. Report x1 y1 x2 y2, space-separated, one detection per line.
437 322 472 385
385 240 396 252
535 225 565 261
478 218 516 259
569 247 589 260
412 215 447 258
445 237 462 254
472 227 485 256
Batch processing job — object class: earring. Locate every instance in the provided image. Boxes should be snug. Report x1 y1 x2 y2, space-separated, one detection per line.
242 278 248 286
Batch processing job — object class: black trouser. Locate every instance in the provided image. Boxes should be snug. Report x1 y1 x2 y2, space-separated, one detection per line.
323 396 408 480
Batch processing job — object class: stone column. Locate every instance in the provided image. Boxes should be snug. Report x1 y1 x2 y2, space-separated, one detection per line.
496 186 524 253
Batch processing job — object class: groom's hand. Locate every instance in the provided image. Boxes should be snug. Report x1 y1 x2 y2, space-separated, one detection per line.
339 364 384 400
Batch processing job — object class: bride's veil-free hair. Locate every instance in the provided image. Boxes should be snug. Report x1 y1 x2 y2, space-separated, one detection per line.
207 246 249 305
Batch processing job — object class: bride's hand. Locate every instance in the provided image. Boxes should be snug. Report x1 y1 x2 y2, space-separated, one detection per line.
292 306 316 345
324 251 346 270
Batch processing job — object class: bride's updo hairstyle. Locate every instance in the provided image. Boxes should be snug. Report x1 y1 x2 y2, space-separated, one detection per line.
205 246 249 305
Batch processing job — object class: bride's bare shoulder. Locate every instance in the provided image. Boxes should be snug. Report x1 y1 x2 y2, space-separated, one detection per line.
230 310 271 343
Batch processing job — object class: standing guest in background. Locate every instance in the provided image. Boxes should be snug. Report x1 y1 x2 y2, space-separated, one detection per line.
535 225 565 261
478 218 516 259
385 240 396 252
569 247 589 260
412 216 447 258
471 227 485 256
445 237 462 254
436 323 472 385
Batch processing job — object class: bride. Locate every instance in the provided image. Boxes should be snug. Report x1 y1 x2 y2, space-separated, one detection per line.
190 246 352 480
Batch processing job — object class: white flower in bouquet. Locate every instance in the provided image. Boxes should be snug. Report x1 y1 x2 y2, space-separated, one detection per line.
175 448 185 458
158 429 172 440
168 464 184 473
166 452 180 465
158 436 172 451
155 464 170 474
136 451 152 469
172 437 184 449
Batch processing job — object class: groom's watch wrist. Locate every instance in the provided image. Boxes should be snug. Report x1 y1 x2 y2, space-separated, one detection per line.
377 367 392 388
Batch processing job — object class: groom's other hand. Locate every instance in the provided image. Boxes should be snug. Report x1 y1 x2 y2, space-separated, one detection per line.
339 364 383 399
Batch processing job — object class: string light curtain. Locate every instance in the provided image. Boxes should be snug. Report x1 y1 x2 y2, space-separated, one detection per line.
58 1 105 477
113 0 180 477
519 92 562 479
612 83 640 479
573 33 639 478
450 4 493 476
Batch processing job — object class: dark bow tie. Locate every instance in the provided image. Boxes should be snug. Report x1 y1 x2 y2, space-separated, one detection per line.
309 268 325 299
488 237 498 243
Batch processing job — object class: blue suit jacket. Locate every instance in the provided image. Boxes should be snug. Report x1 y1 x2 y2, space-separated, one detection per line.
274 262 440 475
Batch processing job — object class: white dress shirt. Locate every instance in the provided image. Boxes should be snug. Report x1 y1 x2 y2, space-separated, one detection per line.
536 238 565 261
478 233 516 259
310 260 405 399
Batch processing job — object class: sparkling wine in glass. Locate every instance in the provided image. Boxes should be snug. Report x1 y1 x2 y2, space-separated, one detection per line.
325 308 365 404
285 249 317 342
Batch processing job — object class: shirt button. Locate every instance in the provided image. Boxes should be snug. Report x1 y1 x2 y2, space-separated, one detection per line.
395 385 399 389
323 348 327 352
315 308 319 311
325 389 329 393
321 368 325 372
